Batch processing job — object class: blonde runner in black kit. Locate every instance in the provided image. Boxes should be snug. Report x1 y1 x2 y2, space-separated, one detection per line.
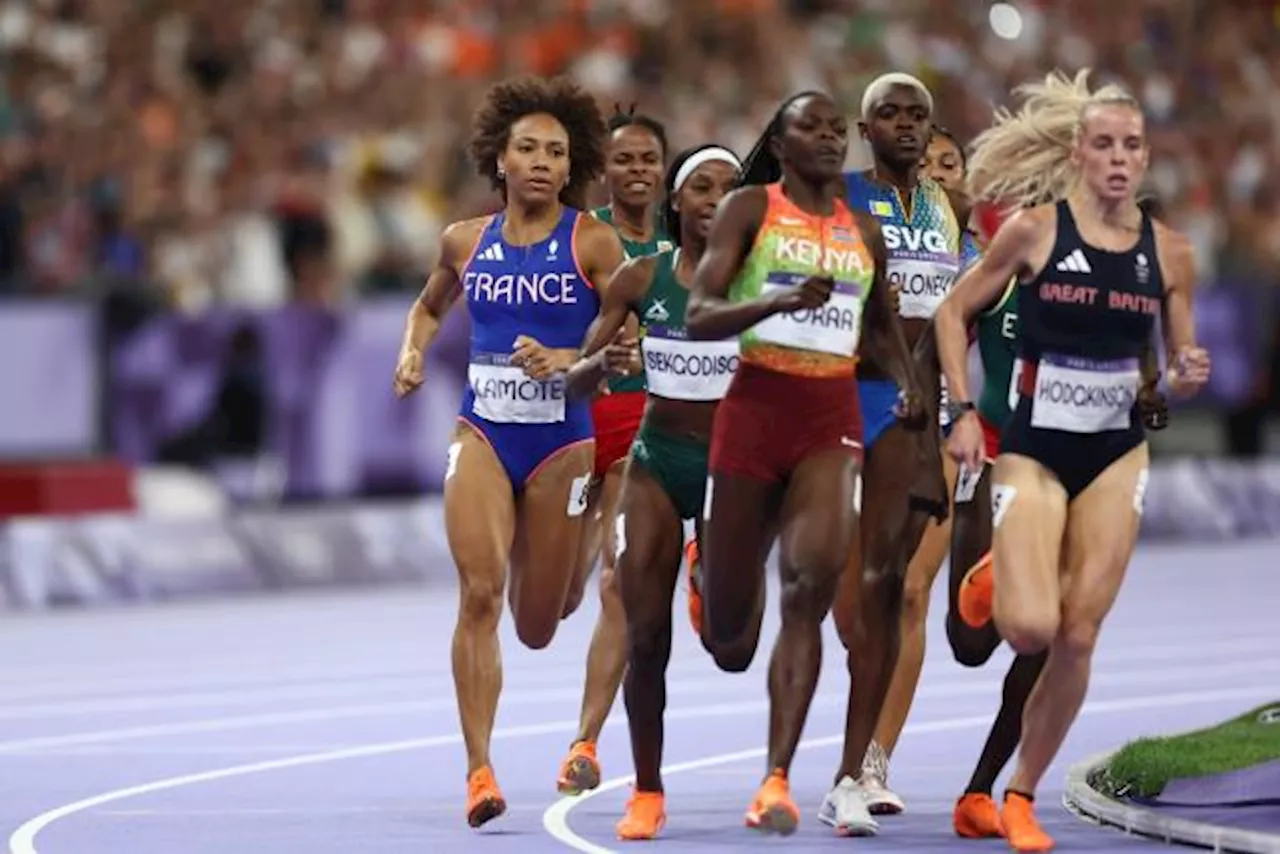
934 69 1210 853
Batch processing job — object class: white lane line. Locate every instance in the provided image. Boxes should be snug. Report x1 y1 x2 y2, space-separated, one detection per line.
4 655 1275 756
0 632 1270 714
541 685 1275 853
4 692 841 854
7 684 1271 854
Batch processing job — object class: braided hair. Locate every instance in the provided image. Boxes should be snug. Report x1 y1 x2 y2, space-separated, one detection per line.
735 91 828 188
605 103 669 155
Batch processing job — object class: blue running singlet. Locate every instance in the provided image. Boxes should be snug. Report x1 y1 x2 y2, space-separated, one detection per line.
844 171 963 448
459 208 599 488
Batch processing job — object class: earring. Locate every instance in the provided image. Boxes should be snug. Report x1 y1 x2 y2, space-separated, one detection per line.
497 167 506 179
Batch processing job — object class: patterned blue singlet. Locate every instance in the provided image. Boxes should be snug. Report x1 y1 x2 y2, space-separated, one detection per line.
844 171 963 447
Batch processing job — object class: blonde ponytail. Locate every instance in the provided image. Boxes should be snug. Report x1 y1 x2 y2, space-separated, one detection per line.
966 69 1140 209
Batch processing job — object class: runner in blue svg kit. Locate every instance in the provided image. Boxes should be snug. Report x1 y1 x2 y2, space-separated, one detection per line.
822 72 963 835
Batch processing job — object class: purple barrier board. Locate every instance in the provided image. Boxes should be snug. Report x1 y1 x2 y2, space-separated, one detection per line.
108 298 471 500
0 303 98 459
100 282 1274 501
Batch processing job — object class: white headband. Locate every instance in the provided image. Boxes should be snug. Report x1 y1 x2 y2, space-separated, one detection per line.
861 72 934 120
673 147 741 193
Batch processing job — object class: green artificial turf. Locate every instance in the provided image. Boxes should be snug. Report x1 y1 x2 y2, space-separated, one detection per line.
1090 702 1280 799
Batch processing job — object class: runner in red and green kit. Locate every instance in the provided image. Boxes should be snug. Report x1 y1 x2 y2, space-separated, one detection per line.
557 107 673 795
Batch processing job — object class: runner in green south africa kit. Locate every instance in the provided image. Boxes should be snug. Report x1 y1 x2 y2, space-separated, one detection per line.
563 145 743 839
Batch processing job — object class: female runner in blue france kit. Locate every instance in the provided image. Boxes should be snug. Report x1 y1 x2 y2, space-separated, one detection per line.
564 143 742 839
821 73 961 835
936 70 1209 852
392 76 624 830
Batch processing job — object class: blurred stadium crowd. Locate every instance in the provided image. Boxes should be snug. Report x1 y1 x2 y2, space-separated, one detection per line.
1 0 1277 307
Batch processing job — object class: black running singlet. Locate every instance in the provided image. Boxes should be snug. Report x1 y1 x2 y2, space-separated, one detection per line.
1019 200 1163 366
1000 200 1164 498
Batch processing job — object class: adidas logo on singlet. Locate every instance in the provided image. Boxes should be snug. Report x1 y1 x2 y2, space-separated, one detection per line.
477 243 506 262
1055 248 1091 274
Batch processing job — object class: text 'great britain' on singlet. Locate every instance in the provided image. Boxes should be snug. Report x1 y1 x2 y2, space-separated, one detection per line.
730 182 874 378
1018 200 1163 435
461 208 599 424
637 248 739 401
844 172 961 320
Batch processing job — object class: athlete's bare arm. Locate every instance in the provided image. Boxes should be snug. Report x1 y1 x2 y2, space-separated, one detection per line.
512 216 626 380
1154 221 1211 396
935 207 1051 402
857 210 920 398
1138 338 1160 389
394 217 485 397
565 255 654 398
685 186 781 340
579 215 628 292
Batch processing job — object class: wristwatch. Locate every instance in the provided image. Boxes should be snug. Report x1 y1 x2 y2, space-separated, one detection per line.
946 400 977 424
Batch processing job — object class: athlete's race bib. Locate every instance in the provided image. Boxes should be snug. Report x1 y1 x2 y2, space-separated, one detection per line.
890 258 958 320
1008 359 1024 410
1030 354 1139 434
753 272 863 357
469 353 566 424
642 331 739 401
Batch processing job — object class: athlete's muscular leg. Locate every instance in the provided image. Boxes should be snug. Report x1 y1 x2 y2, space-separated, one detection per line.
508 442 595 650
947 462 1001 666
700 472 779 673
873 451 957 755
573 459 630 743
769 451 861 774
989 454 1067 655
833 424 930 781
444 424 517 773
616 465 686 792
1009 444 1148 796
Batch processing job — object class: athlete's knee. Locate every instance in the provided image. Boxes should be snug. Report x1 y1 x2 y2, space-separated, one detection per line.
598 565 618 598
704 595 756 657
1056 601 1105 658
945 615 998 667
998 610 1058 656
709 636 756 673
861 562 906 614
514 612 559 650
458 571 505 632
900 568 934 629
779 564 839 623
